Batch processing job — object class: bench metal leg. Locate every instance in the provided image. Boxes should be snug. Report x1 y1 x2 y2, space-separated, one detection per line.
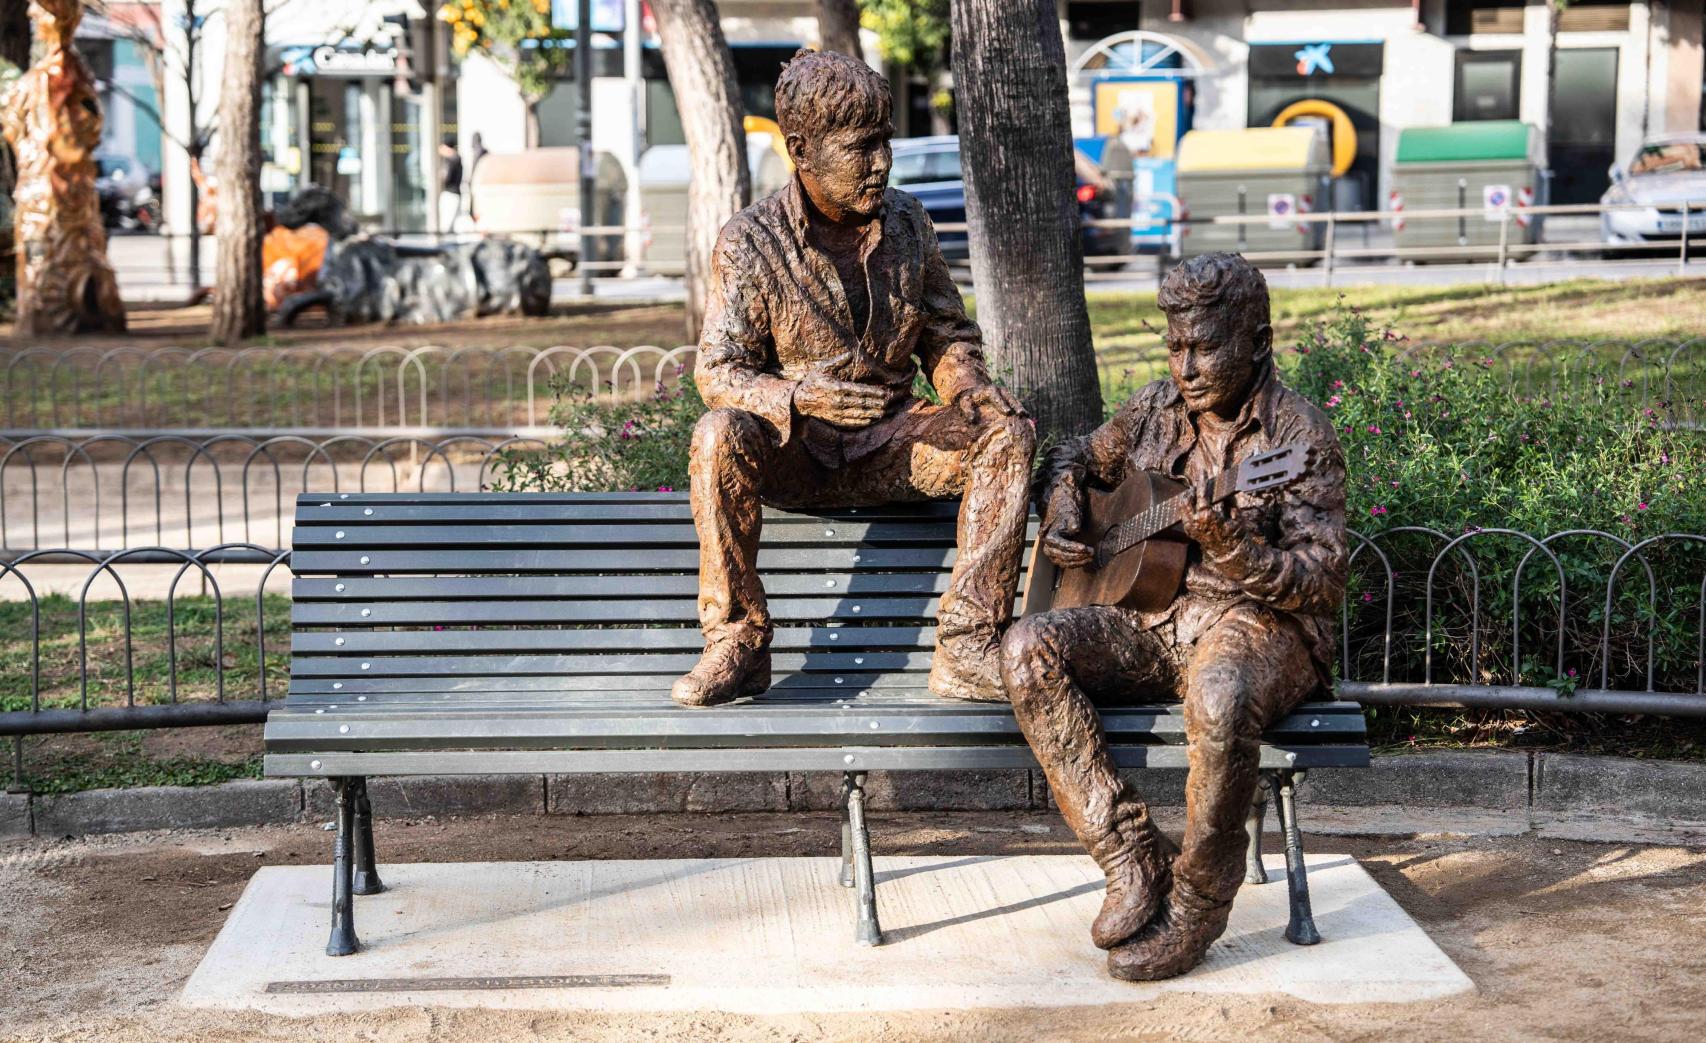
844 772 882 946
326 777 361 956
352 777 385 896
1245 781 1269 885
1268 770 1321 946
838 775 855 889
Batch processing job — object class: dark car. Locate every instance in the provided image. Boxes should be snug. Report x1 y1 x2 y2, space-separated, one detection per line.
888 135 1135 265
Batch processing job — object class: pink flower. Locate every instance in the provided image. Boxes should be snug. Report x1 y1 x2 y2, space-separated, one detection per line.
1332 379 1344 390
1637 502 1648 510
1366 424 1382 434
1361 592 1374 603
1409 369 1422 378
1391 480 1400 487
658 485 675 493
1325 395 1341 409
1369 505 1388 516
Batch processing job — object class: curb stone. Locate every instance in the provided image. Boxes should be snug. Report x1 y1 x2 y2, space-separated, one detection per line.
28 779 301 837
4 750 1706 845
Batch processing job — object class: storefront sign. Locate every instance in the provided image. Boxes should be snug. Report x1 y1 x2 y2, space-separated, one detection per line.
279 44 400 77
1248 42 1384 80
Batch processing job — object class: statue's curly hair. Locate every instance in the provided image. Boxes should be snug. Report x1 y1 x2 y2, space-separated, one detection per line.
774 49 892 142
1157 252 1270 324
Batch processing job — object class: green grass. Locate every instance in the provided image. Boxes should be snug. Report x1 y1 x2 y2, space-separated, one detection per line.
2 732 263 795
0 593 292 713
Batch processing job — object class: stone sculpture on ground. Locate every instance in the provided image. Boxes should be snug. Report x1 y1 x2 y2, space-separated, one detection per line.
675 50 1036 708
272 186 550 327
1004 252 1348 980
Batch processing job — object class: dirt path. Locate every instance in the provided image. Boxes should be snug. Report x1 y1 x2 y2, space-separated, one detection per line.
2 811 1703 1042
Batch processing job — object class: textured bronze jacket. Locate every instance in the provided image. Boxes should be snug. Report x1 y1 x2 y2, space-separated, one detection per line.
1037 363 1348 681
695 177 993 466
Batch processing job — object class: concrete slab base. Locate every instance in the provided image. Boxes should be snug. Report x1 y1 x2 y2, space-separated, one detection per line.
180 855 1472 1014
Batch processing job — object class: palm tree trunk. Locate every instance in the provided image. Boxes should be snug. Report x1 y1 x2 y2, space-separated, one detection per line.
949 0 1101 439
209 0 265 344
816 0 862 58
650 0 751 340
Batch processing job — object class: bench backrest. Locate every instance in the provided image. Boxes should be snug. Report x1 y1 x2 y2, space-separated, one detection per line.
288 493 985 698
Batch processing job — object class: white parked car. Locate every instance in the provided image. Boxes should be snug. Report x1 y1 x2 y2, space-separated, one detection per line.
1600 133 1706 248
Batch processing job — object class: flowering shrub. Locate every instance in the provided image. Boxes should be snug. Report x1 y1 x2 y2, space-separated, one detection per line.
1291 304 1705 695
490 371 701 494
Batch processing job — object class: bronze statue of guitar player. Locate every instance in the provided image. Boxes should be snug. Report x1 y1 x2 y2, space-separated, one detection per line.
1003 252 1348 981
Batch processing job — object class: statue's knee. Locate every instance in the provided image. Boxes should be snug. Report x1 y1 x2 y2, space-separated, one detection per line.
1189 668 1258 746
1000 616 1064 710
975 412 1036 465
691 408 761 461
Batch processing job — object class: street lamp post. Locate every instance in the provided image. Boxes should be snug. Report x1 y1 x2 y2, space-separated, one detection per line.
577 0 594 296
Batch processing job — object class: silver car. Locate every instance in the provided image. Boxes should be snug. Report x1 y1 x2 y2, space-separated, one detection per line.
1600 133 1706 248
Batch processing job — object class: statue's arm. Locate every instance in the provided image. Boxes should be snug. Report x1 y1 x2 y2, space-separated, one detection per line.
693 223 796 441
1202 411 1348 615
913 204 994 406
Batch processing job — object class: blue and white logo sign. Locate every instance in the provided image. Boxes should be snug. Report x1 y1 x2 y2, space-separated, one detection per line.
1294 43 1335 76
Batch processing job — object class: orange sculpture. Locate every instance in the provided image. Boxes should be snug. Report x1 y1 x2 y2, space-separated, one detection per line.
0 0 126 334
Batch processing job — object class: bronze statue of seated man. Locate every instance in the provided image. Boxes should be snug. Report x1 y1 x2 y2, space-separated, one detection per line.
1002 252 1347 980
675 50 1035 708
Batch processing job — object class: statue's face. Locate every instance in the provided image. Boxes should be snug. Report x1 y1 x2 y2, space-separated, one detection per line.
789 120 893 223
1164 305 1269 417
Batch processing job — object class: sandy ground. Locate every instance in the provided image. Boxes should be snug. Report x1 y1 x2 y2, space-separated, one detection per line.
2 810 1704 1042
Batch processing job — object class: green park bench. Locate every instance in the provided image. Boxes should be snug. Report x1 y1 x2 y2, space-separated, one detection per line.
265 493 1369 956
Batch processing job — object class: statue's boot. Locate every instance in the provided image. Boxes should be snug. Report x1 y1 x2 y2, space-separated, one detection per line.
1088 816 1179 949
670 638 771 708
1105 875 1234 982
1107 731 1263 978
927 630 1008 703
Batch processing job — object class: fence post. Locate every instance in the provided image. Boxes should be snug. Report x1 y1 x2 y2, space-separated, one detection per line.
1497 207 1510 285
1323 211 1336 288
1681 200 1692 276
6 736 24 795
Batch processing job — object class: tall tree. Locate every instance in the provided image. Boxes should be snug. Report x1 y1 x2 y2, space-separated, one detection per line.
815 0 861 57
949 0 1100 438
0 0 28 314
438 0 573 147
862 0 952 131
210 0 265 344
650 0 749 340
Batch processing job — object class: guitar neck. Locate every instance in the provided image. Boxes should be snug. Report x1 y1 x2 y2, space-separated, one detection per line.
1102 468 1237 560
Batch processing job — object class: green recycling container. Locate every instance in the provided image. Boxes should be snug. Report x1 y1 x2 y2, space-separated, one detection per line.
1390 121 1543 258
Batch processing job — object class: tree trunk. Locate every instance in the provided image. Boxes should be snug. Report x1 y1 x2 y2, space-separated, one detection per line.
949 0 1101 439
650 0 751 341
816 0 862 58
209 0 264 344
1 0 28 311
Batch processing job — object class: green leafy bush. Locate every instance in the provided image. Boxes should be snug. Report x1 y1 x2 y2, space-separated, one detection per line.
490 371 701 494
1288 304 1705 694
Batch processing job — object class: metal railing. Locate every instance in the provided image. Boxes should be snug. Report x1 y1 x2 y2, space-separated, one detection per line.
0 524 1700 776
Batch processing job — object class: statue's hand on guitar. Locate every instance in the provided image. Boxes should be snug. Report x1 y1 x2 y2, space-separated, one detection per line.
1039 484 1095 570
1179 479 1245 560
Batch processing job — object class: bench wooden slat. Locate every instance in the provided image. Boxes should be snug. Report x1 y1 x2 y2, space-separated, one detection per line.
291 626 936 655
297 492 964 515
290 547 962 574
296 503 967 524
291 573 959 600
287 651 934 677
291 596 946 627
292 522 974 549
266 743 1372 777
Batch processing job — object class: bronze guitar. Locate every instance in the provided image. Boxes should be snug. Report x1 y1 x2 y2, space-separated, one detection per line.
1023 443 1309 615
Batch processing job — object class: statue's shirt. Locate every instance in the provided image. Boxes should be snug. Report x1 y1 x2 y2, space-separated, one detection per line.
1039 365 1349 683
695 177 992 468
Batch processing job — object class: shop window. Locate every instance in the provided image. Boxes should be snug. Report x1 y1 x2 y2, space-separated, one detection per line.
1453 50 1521 122
1066 1 1139 43
1558 4 1631 32
1445 1 1525 36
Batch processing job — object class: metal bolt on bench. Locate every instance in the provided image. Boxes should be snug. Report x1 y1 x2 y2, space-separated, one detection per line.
266 493 1366 956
